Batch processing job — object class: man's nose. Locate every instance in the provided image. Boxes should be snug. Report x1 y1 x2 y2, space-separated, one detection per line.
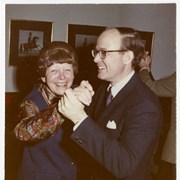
93 53 102 63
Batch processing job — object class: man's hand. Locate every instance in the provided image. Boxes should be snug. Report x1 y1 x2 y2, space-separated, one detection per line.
58 89 88 124
73 80 95 106
139 51 151 72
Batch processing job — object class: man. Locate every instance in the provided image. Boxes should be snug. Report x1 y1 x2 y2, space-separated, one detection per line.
58 27 162 180
138 54 176 180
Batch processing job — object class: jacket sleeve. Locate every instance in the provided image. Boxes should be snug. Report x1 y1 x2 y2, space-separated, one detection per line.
139 69 176 97
71 99 162 179
14 99 64 141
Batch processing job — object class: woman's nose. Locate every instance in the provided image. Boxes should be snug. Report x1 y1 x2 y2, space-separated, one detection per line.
57 71 65 79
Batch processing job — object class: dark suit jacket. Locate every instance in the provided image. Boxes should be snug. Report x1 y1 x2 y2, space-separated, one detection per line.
71 73 162 180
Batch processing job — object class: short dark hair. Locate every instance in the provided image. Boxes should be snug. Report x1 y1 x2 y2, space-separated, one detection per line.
37 41 78 77
115 27 145 68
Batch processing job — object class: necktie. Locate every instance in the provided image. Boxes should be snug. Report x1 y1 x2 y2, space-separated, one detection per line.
106 87 113 106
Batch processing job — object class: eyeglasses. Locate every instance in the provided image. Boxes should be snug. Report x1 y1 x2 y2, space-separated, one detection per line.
91 49 127 59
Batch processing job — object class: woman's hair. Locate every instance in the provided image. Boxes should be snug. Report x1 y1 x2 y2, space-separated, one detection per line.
37 41 78 77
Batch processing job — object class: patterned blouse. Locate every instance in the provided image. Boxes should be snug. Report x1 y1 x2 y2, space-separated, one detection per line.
14 83 64 141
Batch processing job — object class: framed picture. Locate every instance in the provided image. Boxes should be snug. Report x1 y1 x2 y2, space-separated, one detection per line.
68 24 105 89
138 30 155 56
9 19 53 66
135 30 155 72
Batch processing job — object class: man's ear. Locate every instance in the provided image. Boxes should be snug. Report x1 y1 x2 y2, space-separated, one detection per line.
123 51 134 64
41 77 46 83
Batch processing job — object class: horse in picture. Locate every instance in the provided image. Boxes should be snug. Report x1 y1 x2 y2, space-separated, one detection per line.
19 36 41 54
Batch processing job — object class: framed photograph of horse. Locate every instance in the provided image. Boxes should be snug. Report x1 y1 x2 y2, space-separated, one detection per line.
9 19 53 66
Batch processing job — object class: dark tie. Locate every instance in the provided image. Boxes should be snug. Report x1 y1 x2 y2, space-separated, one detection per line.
106 87 113 106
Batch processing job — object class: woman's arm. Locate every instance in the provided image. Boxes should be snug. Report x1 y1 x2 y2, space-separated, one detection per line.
14 100 64 141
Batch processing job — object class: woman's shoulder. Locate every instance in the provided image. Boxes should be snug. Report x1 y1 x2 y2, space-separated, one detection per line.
23 83 48 110
25 83 43 100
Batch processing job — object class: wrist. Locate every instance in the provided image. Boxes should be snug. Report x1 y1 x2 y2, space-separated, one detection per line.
139 67 150 72
74 112 88 124
73 115 88 131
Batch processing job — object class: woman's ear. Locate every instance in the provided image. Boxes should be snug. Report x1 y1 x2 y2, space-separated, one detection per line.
41 77 46 83
123 51 134 64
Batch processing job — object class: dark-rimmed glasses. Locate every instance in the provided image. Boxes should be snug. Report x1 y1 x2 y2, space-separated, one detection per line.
91 49 127 59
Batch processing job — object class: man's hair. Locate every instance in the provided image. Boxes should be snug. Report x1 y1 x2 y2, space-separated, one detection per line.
37 41 78 77
105 27 145 68
117 27 145 68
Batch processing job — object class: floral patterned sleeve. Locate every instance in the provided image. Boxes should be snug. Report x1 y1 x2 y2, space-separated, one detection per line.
14 99 64 141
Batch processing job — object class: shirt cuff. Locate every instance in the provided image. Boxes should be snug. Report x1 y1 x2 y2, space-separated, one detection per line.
73 117 87 131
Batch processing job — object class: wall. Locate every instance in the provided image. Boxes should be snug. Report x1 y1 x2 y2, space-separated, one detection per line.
5 4 176 92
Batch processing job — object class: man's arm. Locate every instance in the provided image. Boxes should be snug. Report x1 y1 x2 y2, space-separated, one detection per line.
58 89 161 179
138 54 176 97
139 70 176 97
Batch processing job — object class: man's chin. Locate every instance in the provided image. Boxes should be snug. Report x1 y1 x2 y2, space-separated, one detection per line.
98 74 106 80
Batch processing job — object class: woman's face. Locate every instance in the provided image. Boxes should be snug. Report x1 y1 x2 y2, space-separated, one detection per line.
41 63 74 96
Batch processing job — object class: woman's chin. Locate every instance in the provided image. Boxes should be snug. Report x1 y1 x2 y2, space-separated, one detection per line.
56 91 65 96
53 89 65 96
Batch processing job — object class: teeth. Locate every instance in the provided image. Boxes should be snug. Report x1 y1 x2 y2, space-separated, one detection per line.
56 83 66 86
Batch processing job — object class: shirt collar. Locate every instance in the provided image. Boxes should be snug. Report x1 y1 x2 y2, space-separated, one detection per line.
108 70 135 98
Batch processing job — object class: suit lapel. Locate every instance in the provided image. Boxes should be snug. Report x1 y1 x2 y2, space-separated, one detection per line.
93 84 108 119
97 73 139 127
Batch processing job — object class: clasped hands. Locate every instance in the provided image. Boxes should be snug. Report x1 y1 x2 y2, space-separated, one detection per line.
58 80 95 124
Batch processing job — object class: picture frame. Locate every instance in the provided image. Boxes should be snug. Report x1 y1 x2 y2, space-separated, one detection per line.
138 30 155 57
68 24 106 89
68 24 155 89
135 30 155 72
68 24 105 48
68 24 155 56
9 19 53 66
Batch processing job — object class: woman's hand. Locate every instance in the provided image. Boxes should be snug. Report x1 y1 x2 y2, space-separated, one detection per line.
73 80 95 106
58 89 88 124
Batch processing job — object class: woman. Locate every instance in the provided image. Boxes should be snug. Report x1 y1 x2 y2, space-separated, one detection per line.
14 41 86 180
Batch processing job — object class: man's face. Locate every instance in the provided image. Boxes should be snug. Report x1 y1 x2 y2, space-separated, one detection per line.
41 63 74 96
94 29 131 85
